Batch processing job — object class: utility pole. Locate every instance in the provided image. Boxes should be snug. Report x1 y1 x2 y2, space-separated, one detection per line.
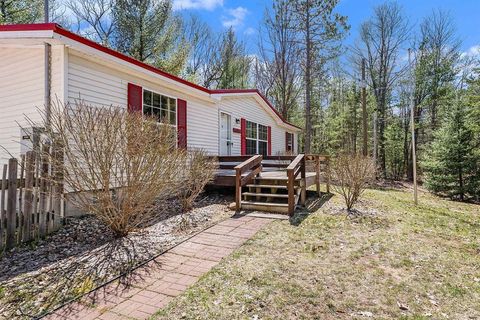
408 49 418 205
361 58 368 156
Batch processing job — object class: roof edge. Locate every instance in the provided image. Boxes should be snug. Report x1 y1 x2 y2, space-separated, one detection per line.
211 89 302 130
0 23 302 131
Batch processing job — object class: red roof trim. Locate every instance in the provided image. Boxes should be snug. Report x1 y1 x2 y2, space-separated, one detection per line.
0 23 301 130
0 23 210 94
0 23 57 31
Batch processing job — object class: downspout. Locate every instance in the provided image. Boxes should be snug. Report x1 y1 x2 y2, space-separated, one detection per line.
44 0 51 129
44 43 51 128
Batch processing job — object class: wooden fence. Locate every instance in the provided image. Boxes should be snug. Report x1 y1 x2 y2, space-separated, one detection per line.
0 150 63 251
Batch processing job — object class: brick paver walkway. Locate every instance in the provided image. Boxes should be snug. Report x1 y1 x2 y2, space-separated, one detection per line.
44 215 273 320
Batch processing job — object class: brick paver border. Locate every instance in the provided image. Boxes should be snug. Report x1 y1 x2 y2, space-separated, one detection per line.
43 215 273 320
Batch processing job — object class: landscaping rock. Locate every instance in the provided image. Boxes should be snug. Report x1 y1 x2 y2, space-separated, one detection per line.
0 193 233 319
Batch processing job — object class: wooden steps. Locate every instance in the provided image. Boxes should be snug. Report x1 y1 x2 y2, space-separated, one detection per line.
245 184 300 190
223 154 325 216
245 184 286 189
241 192 289 198
241 181 301 214
241 200 291 214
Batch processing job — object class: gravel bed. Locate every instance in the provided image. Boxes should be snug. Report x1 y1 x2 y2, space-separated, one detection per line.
0 193 233 319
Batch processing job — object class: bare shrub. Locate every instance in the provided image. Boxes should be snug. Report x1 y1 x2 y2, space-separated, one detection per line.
177 149 216 213
29 100 187 237
332 154 375 211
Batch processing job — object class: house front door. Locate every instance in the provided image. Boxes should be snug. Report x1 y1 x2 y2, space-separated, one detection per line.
219 112 232 155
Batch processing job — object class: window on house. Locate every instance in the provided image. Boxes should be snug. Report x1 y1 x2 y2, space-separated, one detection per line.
286 132 294 152
246 120 268 156
143 89 176 125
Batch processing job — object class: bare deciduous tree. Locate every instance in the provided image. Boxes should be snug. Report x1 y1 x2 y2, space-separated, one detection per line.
183 14 213 82
33 101 187 237
255 0 301 120
332 154 375 211
67 0 114 45
354 1 410 178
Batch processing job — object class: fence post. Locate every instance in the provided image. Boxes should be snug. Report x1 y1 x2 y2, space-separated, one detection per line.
6 158 18 250
17 155 25 244
22 151 35 242
0 164 7 250
52 140 63 231
38 148 48 237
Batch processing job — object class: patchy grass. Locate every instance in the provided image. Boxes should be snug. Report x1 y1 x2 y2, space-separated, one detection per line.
153 186 480 319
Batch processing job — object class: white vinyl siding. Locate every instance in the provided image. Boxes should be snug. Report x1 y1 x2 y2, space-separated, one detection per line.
0 45 63 165
218 96 297 155
66 50 218 154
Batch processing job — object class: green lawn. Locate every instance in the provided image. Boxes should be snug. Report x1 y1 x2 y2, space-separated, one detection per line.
153 186 480 319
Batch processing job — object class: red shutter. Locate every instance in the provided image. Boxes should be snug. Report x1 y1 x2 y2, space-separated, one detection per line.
127 83 142 113
240 118 246 155
267 126 272 156
177 99 187 149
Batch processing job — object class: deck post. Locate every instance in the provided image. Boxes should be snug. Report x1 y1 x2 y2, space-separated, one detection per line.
315 156 321 196
326 156 331 193
300 156 306 206
235 167 241 211
287 169 294 215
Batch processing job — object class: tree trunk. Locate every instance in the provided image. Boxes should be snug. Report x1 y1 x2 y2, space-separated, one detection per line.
304 9 312 154
361 58 368 156
378 109 386 178
458 167 464 201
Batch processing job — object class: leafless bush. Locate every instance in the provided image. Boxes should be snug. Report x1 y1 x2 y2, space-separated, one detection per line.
332 154 375 211
177 149 216 213
28 100 187 237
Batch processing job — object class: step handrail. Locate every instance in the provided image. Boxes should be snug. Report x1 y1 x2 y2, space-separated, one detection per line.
234 155 263 211
286 154 306 215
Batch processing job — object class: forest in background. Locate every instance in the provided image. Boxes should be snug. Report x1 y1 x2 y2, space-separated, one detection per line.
1 0 479 201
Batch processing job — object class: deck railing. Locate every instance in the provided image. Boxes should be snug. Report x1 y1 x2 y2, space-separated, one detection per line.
213 154 330 214
286 154 306 215
305 154 330 195
234 155 263 210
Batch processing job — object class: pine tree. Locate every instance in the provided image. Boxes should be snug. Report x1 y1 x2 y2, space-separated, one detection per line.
111 0 188 75
422 99 479 201
0 0 42 24
217 28 251 89
290 0 348 153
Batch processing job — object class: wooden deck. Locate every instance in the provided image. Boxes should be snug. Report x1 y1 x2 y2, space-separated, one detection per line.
214 169 318 187
210 155 330 215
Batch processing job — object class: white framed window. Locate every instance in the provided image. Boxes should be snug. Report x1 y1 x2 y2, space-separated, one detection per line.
142 89 177 126
286 132 294 152
246 120 268 156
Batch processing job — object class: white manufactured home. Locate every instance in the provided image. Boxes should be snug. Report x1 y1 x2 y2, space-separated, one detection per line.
0 23 300 165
